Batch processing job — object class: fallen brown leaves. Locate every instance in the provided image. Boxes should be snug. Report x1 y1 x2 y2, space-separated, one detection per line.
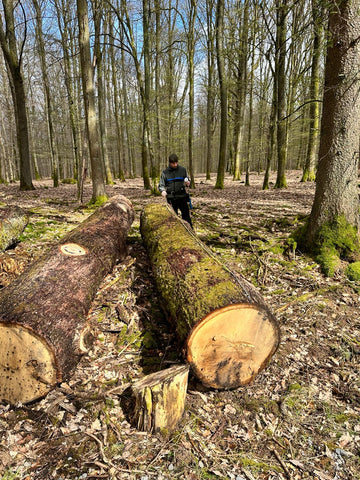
0 172 359 480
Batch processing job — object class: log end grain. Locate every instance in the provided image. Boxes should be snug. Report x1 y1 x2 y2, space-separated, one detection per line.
0 323 58 404
132 365 190 433
186 304 280 389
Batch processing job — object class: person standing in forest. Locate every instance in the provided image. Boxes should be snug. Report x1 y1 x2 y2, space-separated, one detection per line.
159 154 193 228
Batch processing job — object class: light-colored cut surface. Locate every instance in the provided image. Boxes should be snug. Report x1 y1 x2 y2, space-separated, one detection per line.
60 243 87 256
187 304 278 388
132 365 189 432
0 324 57 404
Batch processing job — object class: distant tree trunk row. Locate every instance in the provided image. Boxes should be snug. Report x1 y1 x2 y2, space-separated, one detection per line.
0 0 350 199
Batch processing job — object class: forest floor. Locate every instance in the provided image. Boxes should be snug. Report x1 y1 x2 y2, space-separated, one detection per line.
0 171 359 480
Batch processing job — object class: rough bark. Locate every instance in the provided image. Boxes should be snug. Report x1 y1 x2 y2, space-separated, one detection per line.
0 0 34 191
214 0 227 189
140 204 280 390
131 365 189 433
306 0 360 245
301 0 322 183
0 206 28 251
0 195 134 404
77 0 107 202
274 0 288 189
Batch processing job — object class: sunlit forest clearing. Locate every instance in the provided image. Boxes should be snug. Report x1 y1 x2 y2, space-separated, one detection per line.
1 0 360 478
0 172 359 479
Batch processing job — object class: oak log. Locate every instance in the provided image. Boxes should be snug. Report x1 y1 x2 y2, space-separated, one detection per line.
0 195 134 404
0 206 29 251
132 365 189 433
140 203 280 390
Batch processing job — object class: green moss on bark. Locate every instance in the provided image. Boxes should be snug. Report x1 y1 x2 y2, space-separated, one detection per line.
292 215 360 277
345 261 360 281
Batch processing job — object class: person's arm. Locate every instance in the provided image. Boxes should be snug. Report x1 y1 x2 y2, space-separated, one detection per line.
158 172 167 196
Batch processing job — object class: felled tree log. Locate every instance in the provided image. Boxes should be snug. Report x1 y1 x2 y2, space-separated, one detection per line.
0 206 29 251
132 365 189 433
140 203 280 390
0 195 134 404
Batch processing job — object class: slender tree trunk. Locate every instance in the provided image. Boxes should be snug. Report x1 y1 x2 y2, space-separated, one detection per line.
233 0 249 182
54 0 82 193
143 0 156 191
93 0 114 185
154 0 162 176
187 0 197 188
245 38 255 187
274 0 288 189
109 15 125 181
301 0 323 182
77 0 107 202
263 71 277 190
206 0 215 180
215 0 227 189
0 0 34 190
33 0 59 187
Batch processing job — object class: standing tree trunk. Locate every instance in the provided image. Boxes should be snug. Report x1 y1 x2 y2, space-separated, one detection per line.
274 0 288 189
54 0 82 193
232 0 249 182
109 14 125 181
93 0 114 186
215 0 228 189
33 0 59 187
141 204 280 389
305 0 360 247
301 0 323 182
186 0 197 188
0 196 134 404
77 0 107 203
0 0 34 191
206 0 216 180
263 70 277 190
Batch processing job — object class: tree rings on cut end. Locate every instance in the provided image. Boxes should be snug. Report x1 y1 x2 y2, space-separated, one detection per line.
60 243 87 256
186 304 279 389
0 324 58 404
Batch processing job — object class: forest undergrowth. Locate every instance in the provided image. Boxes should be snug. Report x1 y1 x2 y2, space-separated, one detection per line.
0 171 359 480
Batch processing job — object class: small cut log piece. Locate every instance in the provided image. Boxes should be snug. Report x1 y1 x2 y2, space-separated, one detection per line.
0 195 134 404
0 206 29 251
132 365 190 433
140 203 280 390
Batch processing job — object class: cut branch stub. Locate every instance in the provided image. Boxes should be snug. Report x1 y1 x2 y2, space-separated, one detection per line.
140 203 280 390
0 195 134 404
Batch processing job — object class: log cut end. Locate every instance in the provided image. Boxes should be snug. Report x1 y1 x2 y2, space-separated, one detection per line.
187 304 280 390
0 324 58 404
132 365 190 433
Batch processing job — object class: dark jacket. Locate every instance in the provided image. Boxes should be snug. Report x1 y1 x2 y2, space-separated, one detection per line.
158 164 188 199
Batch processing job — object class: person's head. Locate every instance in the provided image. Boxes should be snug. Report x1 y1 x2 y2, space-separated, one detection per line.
168 153 178 167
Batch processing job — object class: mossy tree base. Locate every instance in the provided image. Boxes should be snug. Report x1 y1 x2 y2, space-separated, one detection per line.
0 195 134 404
0 206 29 251
131 365 189 433
140 203 280 389
295 215 360 277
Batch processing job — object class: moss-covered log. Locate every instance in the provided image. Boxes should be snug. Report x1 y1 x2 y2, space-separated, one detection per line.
0 195 134 404
132 365 189 433
140 203 280 390
0 206 29 251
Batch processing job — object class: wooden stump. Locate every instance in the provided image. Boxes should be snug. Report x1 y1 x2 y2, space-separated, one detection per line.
0 206 28 251
132 365 190 433
140 203 280 390
0 195 134 404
